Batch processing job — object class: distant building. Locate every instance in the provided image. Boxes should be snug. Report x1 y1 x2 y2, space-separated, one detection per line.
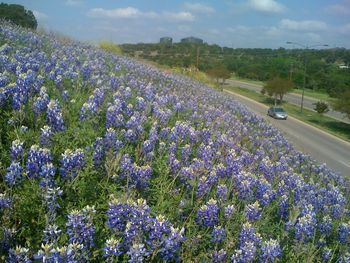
180 36 203 44
160 37 173 44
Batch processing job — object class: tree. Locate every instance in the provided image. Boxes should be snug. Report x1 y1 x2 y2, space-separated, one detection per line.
313 101 329 114
0 3 37 29
333 91 350 119
206 65 231 90
261 77 294 105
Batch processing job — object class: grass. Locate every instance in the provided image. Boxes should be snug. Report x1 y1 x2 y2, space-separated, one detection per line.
291 88 335 102
224 86 350 142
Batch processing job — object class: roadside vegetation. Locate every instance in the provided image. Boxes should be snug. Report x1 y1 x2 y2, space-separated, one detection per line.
225 86 350 142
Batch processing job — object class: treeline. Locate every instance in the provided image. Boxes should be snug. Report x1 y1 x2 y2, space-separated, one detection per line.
0 3 37 29
120 43 350 97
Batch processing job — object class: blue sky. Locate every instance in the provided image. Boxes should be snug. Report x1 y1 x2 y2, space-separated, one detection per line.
5 0 350 48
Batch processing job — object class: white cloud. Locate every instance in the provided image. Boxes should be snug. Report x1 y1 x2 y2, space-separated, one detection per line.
87 7 194 22
280 19 328 32
65 0 83 6
33 10 48 21
327 0 350 15
184 3 214 14
248 0 285 13
163 11 195 22
87 7 157 19
338 23 350 34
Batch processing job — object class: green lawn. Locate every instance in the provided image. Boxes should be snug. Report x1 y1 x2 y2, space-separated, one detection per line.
224 86 350 142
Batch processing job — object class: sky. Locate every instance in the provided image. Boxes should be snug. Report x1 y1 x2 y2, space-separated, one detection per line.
5 0 350 48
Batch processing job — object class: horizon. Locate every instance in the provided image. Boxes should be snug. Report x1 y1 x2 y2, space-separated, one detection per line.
4 0 350 49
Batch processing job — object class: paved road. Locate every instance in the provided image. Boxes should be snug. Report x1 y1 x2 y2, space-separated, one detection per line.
226 79 350 124
224 89 350 177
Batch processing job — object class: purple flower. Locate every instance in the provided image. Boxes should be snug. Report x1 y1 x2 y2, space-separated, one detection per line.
10 139 24 161
46 99 65 132
318 215 333 236
278 195 289 220
66 206 96 251
159 226 185 261
26 145 52 178
338 222 350 244
6 246 31 263
103 238 123 258
224 205 235 219
39 162 56 188
92 137 105 166
43 224 61 244
295 208 317 242
40 125 53 146
0 194 12 211
212 249 227 263
260 239 282 262
217 184 228 202
239 222 261 248
127 243 149 263
196 199 219 227
211 226 226 243
5 161 22 186
245 201 262 221
60 149 85 180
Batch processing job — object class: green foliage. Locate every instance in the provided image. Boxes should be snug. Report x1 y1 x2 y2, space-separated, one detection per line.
333 90 350 119
120 43 350 98
313 101 329 114
0 3 37 29
262 77 294 105
99 41 123 55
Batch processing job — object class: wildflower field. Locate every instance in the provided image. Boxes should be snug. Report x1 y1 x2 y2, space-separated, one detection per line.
0 22 349 262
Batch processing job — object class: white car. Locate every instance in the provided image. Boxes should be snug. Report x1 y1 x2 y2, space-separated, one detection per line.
267 107 288 120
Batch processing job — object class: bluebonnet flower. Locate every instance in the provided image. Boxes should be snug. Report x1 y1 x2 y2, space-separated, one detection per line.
224 204 235 219
33 243 60 262
0 228 16 254
129 164 152 190
239 222 261 248
103 238 123 258
159 226 185 261
321 247 332 262
107 198 131 232
66 206 95 251
60 149 85 180
338 252 350 263
92 137 105 166
5 161 22 187
135 96 146 111
46 99 65 132
43 224 61 244
26 145 52 178
338 222 350 244
43 187 62 224
211 226 226 243
106 104 125 128
141 139 154 155
10 139 24 161
33 90 50 116
295 208 317 242
318 215 333 236
235 172 255 201
245 201 262 221
127 242 149 262
62 90 69 101
125 129 137 143
104 128 122 153
0 193 12 211
278 195 289 220
260 239 282 262
196 171 218 198
196 199 219 227
217 184 228 201
6 246 31 263
40 125 53 146
212 249 227 263
39 162 56 188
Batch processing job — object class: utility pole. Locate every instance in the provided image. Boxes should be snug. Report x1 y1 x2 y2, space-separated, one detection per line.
286 42 328 113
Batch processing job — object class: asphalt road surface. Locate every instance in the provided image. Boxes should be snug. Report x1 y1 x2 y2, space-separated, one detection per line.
226 79 350 124
224 89 350 177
